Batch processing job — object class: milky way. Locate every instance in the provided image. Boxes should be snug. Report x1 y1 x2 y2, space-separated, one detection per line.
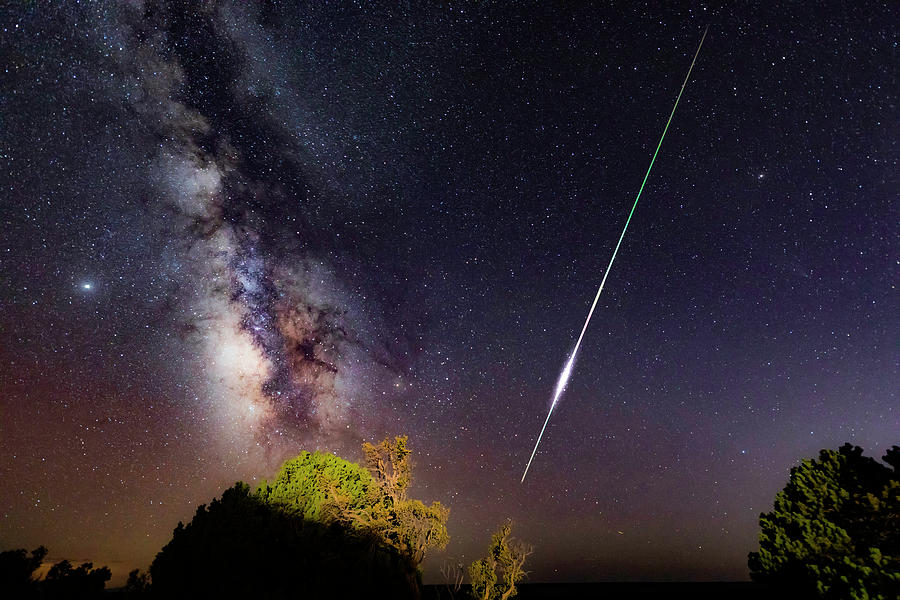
94 1 396 447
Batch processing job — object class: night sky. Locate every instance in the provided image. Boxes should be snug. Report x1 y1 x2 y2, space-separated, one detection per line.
1 1 897 586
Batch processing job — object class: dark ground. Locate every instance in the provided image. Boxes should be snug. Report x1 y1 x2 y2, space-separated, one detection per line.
423 582 795 599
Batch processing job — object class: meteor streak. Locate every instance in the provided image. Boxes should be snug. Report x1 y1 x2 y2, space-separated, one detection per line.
521 26 709 483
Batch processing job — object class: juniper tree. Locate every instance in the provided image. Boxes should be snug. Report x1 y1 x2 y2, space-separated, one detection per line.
151 436 448 598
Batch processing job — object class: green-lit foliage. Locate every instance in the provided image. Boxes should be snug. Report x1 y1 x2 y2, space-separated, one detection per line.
748 443 900 599
469 556 497 600
256 438 449 567
151 437 448 598
469 520 532 600
257 450 377 523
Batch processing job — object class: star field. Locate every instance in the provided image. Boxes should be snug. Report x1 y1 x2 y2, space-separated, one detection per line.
1 1 896 585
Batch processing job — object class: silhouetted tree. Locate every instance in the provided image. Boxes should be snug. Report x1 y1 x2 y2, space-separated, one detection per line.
469 520 532 600
749 443 900 598
125 568 150 593
0 545 46 596
152 437 448 598
43 558 111 598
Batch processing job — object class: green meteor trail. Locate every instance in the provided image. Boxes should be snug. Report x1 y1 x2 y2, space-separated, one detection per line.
521 25 709 483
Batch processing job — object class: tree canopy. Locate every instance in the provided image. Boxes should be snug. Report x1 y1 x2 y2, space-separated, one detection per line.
256 448 377 523
748 443 900 599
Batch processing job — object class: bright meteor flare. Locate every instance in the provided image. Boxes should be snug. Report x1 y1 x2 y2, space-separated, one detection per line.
521 26 709 483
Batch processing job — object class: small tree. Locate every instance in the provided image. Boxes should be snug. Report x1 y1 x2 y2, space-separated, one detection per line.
469 520 532 600
749 443 900 598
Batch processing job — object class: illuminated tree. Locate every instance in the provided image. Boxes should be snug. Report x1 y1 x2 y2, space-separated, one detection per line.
257 436 449 568
469 520 532 600
359 435 450 565
469 555 497 600
748 443 900 598
151 436 448 598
